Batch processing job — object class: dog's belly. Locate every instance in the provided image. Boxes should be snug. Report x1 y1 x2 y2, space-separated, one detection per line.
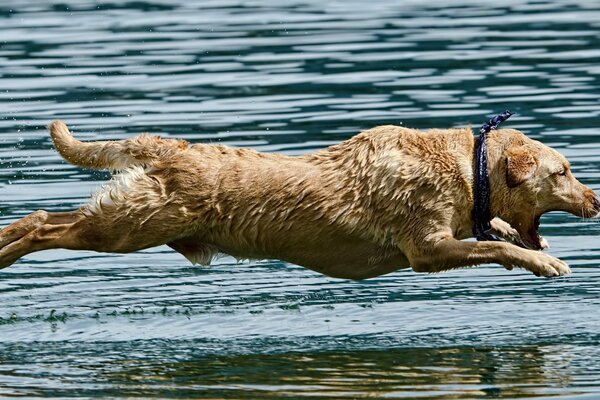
210 233 411 280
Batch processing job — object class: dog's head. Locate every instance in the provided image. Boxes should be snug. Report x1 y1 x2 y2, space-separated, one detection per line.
489 129 600 250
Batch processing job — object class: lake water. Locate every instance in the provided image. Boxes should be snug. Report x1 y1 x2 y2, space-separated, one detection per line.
1 0 600 398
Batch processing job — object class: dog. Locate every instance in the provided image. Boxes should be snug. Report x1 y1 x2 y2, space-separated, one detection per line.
0 120 598 278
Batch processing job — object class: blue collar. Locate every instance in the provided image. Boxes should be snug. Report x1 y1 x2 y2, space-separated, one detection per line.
473 110 514 241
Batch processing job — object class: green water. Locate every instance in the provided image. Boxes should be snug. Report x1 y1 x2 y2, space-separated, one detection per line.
1 1 600 398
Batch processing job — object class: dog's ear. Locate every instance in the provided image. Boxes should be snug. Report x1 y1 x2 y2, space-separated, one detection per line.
505 147 538 188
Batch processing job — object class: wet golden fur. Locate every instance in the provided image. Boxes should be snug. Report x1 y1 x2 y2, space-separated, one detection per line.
0 121 598 278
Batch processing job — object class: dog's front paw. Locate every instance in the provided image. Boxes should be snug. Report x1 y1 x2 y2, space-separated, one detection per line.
521 252 570 278
490 217 522 245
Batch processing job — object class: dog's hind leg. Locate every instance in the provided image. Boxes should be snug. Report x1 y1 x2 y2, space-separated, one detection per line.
0 168 199 269
0 210 88 269
0 210 83 248
0 205 189 269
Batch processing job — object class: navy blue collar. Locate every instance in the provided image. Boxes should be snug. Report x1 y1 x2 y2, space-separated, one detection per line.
473 110 514 241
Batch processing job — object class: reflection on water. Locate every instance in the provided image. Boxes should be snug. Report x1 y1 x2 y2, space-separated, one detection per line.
2 342 598 398
1 0 600 398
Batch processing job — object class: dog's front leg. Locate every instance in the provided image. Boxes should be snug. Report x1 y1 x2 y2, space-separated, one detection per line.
489 217 549 249
489 217 523 245
407 236 569 277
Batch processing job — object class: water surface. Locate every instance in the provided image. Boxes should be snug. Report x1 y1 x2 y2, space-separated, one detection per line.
1 0 600 398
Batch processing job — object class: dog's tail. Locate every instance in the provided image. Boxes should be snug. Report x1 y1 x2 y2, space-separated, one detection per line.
48 120 188 170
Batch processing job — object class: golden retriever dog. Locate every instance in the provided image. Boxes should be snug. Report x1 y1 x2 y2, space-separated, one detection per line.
0 120 598 278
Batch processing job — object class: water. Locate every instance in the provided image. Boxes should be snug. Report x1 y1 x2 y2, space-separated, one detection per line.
1 0 600 398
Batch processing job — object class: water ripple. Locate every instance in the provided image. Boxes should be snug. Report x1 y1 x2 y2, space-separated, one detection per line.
1 0 600 398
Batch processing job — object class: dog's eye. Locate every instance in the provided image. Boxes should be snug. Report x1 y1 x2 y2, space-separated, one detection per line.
557 170 566 176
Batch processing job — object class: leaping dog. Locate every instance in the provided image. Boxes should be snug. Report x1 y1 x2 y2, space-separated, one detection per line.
0 118 598 278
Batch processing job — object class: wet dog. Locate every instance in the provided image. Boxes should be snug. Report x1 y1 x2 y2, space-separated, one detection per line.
0 121 598 278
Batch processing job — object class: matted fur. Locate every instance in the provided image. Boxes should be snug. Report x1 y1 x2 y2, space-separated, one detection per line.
0 120 598 279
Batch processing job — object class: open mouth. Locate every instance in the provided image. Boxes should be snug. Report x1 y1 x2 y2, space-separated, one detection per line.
518 215 543 250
